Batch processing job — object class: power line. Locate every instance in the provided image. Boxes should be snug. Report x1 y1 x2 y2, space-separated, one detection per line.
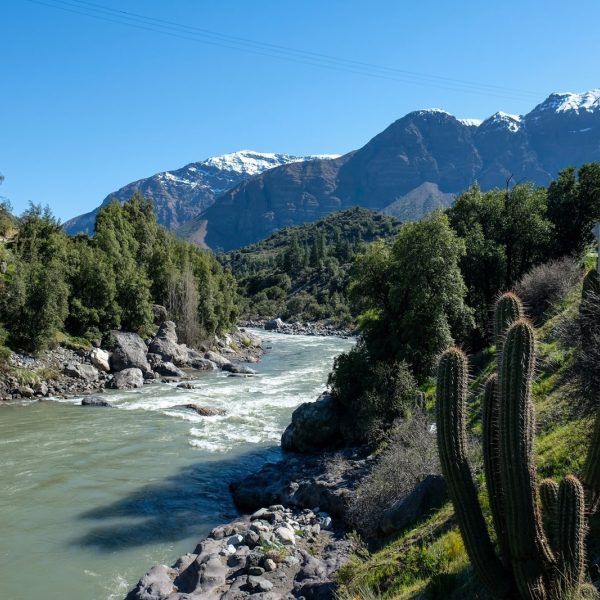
24 0 542 101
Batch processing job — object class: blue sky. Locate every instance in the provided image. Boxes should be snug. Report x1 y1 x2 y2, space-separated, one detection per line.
1 0 599 221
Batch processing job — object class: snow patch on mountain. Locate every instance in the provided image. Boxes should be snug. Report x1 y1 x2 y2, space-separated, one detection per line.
481 111 523 132
201 150 340 176
458 118 483 127
532 89 600 114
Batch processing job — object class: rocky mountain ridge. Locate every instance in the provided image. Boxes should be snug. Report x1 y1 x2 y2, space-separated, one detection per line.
191 89 600 250
63 151 339 236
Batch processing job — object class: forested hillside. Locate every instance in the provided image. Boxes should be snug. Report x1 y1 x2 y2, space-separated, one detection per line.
220 207 401 325
0 194 238 355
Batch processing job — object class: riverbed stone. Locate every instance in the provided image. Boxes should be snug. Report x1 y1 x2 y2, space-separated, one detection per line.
148 321 191 367
222 363 256 375
112 367 144 390
64 363 99 382
204 351 231 368
281 393 341 454
109 331 150 373
154 361 185 378
174 404 226 417
89 347 110 372
81 396 113 407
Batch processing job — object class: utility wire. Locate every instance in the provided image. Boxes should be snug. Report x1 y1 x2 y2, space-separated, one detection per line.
24 0 542 101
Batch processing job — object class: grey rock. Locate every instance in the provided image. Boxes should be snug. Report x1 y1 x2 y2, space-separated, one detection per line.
154 361 185 378
222 363 256 375
63 363 99 382
248 566 265 576
34 381 48 396
380 474 447 535
204 351 232 368
174 403 226 417
81 396 113 407
176 382 196 390
148 321 190 366
247 576 273 593
190 357 216 370
275 527 295 545
109 331 150 373
281 393 341 454
112 368 144 390
264 318 284 331
264 558 277 572
89 347 110 372
151 304 168 325
18 385 35 398
126 564 177 600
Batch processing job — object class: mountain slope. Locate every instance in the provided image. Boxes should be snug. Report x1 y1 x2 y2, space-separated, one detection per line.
192 89 600 251
63 151 339 235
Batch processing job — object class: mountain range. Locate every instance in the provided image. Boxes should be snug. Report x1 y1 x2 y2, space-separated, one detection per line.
63 151 338 236
65 89 600 250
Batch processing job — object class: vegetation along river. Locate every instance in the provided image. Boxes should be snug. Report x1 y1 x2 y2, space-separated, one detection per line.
0 330 355 600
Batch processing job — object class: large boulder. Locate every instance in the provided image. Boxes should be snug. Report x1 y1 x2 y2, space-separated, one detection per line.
222 363 256 375
264 318 284 331
379 474 448 536
281 393 341 453
109 331 150 373
148 321 190 366
154 361 185 378
112 368 144 390
204 351 231 369
174 404 226 416
63 363 99 382
151 304 168 325
89 348 110 372
81 396 113 407
190 357 216 370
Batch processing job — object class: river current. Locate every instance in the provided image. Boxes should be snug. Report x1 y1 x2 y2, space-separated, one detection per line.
0 330 354 600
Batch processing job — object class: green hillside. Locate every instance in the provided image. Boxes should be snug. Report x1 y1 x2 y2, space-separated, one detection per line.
220 207 401 325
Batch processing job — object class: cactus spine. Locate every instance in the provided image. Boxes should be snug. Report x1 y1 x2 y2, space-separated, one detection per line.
494 292 523 356
436 348 512 598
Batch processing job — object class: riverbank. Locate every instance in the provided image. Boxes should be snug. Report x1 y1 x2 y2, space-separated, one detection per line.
0 330 355 600
0 325 264 402
239 319 356 338
125 448 370 600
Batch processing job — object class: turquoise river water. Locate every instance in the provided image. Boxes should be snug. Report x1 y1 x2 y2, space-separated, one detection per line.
0 330 354 600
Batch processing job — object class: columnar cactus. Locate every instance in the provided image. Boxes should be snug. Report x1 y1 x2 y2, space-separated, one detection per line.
494 292 523 355
582 411 600 511
436 349 512 598
482 373 510 566
436 293 598 600
555 475 586 598
498 320 555 599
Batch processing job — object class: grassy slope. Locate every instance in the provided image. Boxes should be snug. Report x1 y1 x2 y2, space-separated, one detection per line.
337 287 599 600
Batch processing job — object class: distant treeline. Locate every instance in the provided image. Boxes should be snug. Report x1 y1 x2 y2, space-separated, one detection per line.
0 194 238 353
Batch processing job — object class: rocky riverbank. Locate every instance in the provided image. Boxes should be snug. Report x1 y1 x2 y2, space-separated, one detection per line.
239 319 355 339
125 448 369 600
0 323 263 402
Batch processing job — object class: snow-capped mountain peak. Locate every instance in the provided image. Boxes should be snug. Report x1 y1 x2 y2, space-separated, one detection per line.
201 150 339 176
532 89 600 114
481 111 523 132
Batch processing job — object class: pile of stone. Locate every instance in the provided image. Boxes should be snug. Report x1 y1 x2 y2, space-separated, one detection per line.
125 505 353 600
0 321 263 401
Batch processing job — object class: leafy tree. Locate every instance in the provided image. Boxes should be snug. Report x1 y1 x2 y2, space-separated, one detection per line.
448 183 551 342
547 163 600 258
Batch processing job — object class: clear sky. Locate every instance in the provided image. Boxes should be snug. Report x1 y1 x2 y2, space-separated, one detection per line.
1 0 599 221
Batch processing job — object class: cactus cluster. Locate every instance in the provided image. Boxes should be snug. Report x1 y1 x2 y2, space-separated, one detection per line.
436 292 598 599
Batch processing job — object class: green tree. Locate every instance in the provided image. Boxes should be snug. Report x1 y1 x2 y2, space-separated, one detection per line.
547 163 600 258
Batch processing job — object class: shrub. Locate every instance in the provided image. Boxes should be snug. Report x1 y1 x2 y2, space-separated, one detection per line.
516 256 582 319
328 343 418 443
348 411 439 537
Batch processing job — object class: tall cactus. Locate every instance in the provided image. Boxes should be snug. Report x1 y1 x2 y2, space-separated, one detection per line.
582 410 600 511
436 349 513 598
494 292 523 356
499 320 555 599
554 475 586 598
436 292 597 600
482 373 510 566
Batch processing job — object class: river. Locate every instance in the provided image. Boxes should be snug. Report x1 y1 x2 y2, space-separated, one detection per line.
0 330 354 600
